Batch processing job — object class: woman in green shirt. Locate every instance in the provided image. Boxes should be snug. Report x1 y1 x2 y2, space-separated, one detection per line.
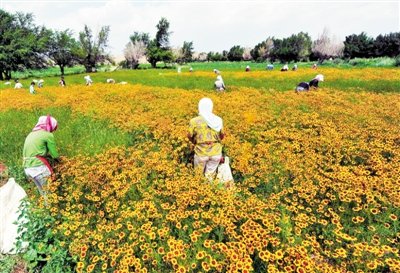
23 115 59 195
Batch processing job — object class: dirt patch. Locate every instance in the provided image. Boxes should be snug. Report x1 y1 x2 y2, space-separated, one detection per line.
12 261 27 273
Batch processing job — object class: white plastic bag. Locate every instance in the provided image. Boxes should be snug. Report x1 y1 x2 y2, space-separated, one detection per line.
0 178 27 254
216 156 234 186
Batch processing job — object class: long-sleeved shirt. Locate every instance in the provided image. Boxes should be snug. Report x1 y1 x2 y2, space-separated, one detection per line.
23 130 59 168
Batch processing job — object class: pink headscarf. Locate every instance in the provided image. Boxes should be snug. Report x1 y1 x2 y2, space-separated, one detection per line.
32 115 58 132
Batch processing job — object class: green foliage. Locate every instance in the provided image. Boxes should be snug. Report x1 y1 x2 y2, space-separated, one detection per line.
372 32 400 58
77 25 111 72
180 41 194 63
155 17 171 49
207 51 227 62
227 45 244 61
147 18 173 68
343 32 374 58
395 55 400 67
130 31 150 46
0 254 19 273
147 40 173 68
0 10 51 80
271 32 312 62
47 29 80 75
16 200 74 273
0 108 132 179
250 37 273 62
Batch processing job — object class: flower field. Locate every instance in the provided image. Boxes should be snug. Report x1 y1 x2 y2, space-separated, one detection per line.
1 67 399 273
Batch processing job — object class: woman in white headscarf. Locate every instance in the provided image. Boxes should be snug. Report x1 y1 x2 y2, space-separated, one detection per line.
23 115 59 196
295 74 324 92
214 75 225 91
188 98 225 178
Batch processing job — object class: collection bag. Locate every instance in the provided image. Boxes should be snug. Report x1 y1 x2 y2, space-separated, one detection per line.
217 156 234 186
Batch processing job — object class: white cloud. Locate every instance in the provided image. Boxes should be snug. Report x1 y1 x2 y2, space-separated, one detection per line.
1 0 399 57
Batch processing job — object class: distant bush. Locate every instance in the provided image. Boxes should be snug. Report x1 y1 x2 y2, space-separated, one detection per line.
395 55 400 67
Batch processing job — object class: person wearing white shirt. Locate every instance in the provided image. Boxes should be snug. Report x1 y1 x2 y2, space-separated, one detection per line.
29 82 36 94
14 80 23 89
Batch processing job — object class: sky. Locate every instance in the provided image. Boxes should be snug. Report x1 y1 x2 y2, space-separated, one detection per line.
1 0 399 59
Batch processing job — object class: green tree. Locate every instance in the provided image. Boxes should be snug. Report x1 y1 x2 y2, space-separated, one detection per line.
47 29 79 75
373 32 400 58
147 18 173 68
251 37 274 62
130 31 150 46
227 45 244 61
77 25 111 72
180 41 194 63
271 32 312 62
343 32 374 58
0 10 50 80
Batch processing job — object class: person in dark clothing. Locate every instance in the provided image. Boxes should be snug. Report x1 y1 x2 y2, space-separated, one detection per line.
295 74 324 92
295 82 310 92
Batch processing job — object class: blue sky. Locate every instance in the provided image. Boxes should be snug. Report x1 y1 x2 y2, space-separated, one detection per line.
1 0 399 58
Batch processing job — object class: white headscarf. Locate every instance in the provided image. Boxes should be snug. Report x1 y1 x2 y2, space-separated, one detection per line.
198 98 223 132
315 74 324 82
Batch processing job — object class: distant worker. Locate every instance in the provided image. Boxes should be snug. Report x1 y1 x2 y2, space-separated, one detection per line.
23 115 59 197
245 65 250 72
188 98 225 180
106 78 115 84
189 67 193 73
312 63 318 69
38 79 44 88
292 64 298 71
213 69 220 75
84 75 93 86
214 75 225 91
29 82 36 94
59 76 66 87
281 64 289 72
266 64 274 70
14 80 22 89
295 74 324 92
177 67 182 73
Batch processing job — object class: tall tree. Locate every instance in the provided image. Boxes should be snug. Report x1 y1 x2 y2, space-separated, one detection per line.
227 45 244 61
47 29 79 75
77 25 111 72
0 10 50 80
155 17 171 49
181 41 194 63
147 18 173 68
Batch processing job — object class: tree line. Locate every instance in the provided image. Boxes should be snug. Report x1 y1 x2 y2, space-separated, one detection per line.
0 9 110 80
1 9 399 80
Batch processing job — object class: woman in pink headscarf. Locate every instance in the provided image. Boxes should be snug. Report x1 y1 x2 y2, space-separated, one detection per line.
23 115 59 196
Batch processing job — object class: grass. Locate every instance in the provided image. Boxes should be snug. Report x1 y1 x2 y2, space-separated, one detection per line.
0 108 131 183
1 66 399 93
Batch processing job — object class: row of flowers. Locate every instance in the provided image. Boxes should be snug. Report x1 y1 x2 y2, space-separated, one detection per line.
2 74 399 272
